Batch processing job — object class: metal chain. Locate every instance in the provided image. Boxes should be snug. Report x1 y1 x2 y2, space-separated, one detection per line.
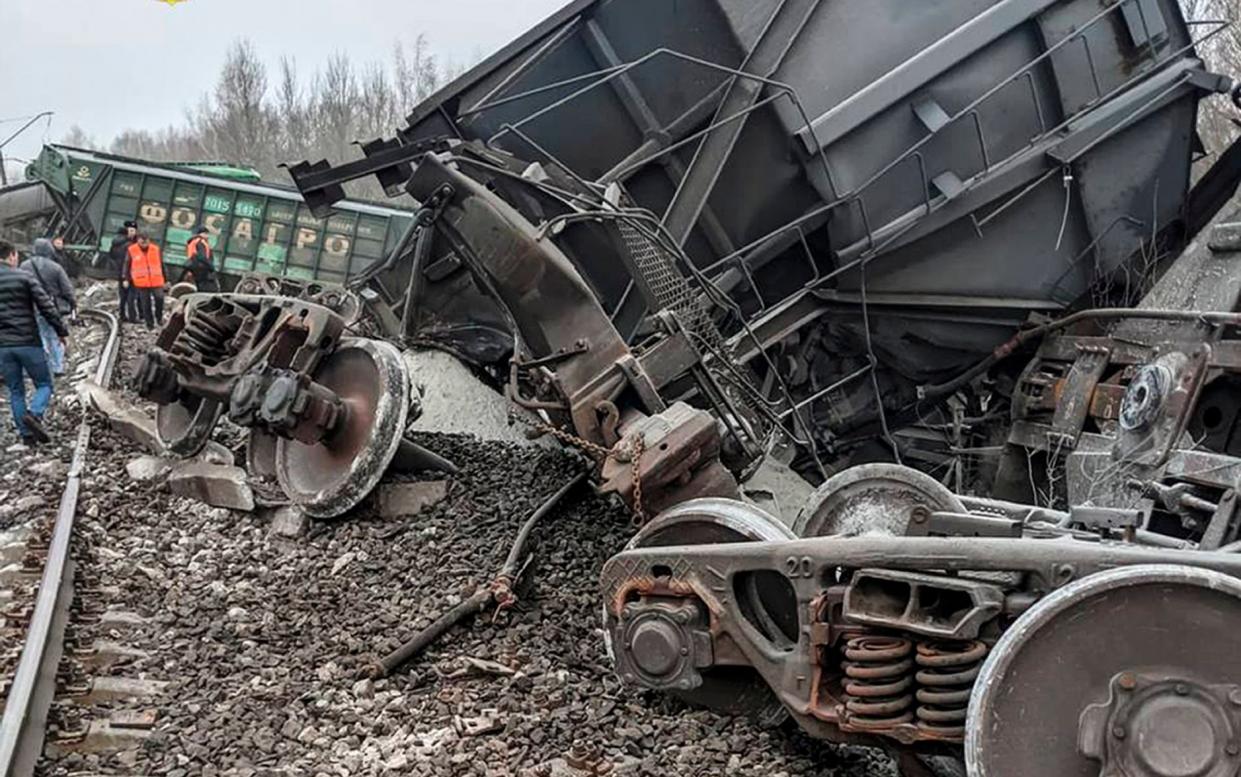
628 434 645 525
509 411 646 522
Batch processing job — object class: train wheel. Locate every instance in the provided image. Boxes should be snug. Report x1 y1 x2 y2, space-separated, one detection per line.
794 463 965 537
247 431 278 479
274 339 410 518
167 281 197 300
156 396 223 457
621 498 798 724
966 565 1241 777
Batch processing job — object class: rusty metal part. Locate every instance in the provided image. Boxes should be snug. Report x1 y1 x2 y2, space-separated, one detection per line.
138 294 347 456
613 598 710 693
233 273 363 323
913 641 985 738
966 565 1241 777
843 570 1003 641
564 741 614 775
1119 361 1175 432
998 230 1241 510
600 403 738 518
368 473 585 678
603 490 1241 757
1113 348 1211 468
229 367 346 445
615 498 796 722
794 464 966 538
273 339 410 518
404 155 742 515
840 637 915 731
1080 673 1241 777
407 155 636 447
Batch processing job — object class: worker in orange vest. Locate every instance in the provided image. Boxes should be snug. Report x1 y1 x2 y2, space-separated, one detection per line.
180 226 218 292
127 233 167 330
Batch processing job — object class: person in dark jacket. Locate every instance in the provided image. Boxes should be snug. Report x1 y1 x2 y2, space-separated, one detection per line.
179 227 218 292
50 235 79 279
109 222 138 323
20 238 76 375
0 240 69 447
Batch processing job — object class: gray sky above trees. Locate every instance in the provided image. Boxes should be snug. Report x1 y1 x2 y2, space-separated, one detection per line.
0 0 564 172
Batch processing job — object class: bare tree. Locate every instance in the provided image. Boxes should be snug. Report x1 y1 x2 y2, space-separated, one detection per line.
110 126 206 162
193 39 279 174
98 34 458 198
60 125 98 150
359 63 400 146
312 53 361 166
393 36 443 116
275 57 311 165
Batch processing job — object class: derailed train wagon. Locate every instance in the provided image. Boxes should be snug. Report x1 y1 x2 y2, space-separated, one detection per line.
25 145 414 287
290 0 1241 479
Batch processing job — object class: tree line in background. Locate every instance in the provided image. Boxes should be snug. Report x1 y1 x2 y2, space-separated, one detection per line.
58 2 1241 198
60 37 460 199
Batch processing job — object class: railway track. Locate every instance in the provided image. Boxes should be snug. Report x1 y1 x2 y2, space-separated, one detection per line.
0 308 121 777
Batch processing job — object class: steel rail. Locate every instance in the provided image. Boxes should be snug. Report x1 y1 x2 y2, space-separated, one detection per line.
0 308 121 777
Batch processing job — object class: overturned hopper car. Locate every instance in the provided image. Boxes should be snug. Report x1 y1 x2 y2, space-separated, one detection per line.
288 0 1241 481
25 145 415 288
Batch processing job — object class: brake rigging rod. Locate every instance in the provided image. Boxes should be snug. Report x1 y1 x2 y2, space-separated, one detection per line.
364 471 587 679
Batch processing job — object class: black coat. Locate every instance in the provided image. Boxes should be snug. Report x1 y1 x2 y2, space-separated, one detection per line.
0 264 69 348
110 233 134 281
21 242 76 315
186 238 216 283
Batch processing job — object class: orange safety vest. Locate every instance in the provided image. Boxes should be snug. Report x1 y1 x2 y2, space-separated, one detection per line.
186 235 213 262
128 243 165 288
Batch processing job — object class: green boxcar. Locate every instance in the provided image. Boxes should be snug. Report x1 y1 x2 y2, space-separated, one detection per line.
27 145 414 285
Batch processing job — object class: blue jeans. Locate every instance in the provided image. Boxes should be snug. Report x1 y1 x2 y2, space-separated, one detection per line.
0 345 53 438
36 313 65 375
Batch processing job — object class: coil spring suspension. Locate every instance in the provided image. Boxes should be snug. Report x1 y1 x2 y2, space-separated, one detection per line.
171 311 233 363
914 640 987 737
841 636 915 729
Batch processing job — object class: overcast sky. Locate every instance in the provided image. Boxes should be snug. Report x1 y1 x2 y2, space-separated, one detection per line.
0 0 565 173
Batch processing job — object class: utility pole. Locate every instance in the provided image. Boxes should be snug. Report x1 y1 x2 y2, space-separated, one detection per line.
0 112 54 187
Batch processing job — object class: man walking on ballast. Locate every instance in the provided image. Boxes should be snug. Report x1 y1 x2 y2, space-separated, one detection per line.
0 240 69 447
21 238 76 375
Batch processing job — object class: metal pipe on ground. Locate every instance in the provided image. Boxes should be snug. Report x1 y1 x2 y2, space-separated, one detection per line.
365 471 587 678
389 438 460 476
